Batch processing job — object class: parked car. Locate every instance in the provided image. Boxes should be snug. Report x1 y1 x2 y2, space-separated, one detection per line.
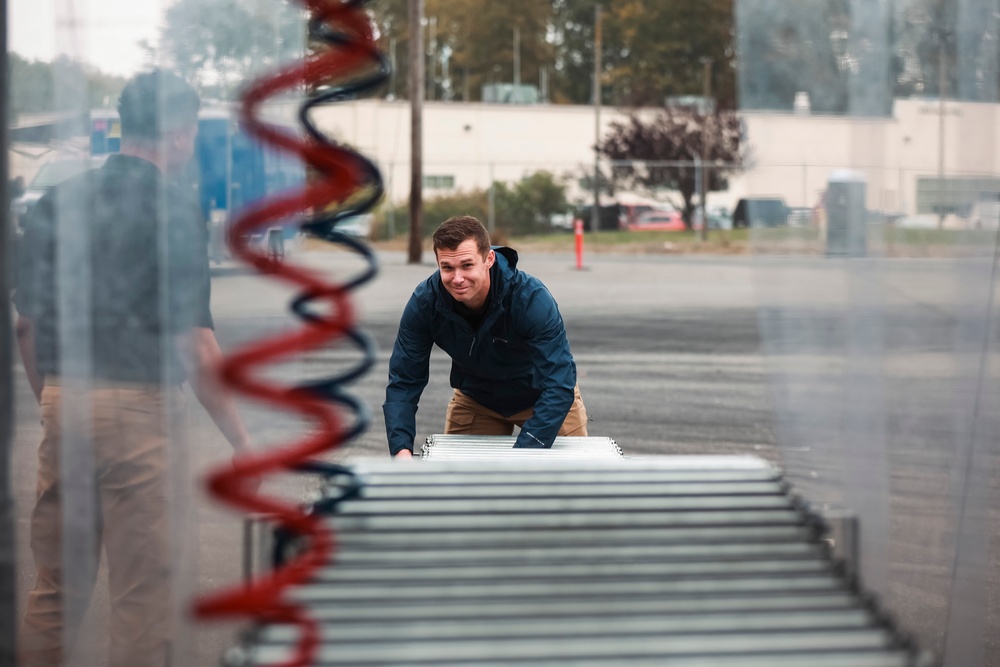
11 156 108 236
335 213 373 239
548 212 575 231
617 203 656 229
732 197 789 228
966 200 1000 230
692 207 732 230
572 205 620 232
626 210 686 232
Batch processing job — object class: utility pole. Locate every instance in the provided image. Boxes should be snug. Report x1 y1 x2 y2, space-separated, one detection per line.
408 0 425 264
699 58 713 243
427 16 437 101
389 37 397 99
591 5 602 235
513 26 521 103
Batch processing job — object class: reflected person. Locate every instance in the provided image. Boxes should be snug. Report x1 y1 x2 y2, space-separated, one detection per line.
13 70 253 667
384 215 588 458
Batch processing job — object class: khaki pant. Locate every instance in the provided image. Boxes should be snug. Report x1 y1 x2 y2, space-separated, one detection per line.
19 380 185 667
445 386 589 438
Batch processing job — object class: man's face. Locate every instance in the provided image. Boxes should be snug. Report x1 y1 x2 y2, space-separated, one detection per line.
436 239 495 310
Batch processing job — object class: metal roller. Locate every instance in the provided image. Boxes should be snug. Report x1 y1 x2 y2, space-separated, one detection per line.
231 451 930 667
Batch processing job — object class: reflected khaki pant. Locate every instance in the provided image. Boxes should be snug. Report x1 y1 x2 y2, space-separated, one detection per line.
445 386 589 438
19 380 185 667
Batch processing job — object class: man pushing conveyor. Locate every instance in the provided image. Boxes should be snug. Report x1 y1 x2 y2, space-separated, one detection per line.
384 216 588 458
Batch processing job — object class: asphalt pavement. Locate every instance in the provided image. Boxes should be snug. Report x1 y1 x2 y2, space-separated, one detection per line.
8 247 999 665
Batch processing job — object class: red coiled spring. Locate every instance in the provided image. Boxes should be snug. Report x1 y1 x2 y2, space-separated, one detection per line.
194 2 387 666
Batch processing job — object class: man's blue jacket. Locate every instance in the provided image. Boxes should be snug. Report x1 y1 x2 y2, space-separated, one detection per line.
383 246 578 455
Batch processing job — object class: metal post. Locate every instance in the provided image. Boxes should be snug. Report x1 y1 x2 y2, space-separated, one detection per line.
389 37 397 99
937 41 946 229
408 0 425 263
699 58 712 243
487 163 496 235
0 0 17 657
427 16 437 102
591 5 602 235
513 26 521 103
899 136 909 217
802 163 807 213
387 162 396 239
225 119 233 222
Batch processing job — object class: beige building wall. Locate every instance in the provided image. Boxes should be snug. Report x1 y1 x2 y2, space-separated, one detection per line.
305 98 1000 217
11 99 998 219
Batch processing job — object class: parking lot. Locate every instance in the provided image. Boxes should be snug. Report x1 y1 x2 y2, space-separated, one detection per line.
9 246 1000 664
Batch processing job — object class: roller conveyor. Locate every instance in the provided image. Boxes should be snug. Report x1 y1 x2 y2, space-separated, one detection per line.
231 444 931 667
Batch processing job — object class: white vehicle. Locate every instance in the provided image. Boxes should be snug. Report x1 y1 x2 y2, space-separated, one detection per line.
335 213 373 239
967 200 1000 230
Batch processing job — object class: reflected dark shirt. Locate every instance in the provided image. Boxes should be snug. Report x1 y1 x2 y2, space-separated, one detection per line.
13 154 213 384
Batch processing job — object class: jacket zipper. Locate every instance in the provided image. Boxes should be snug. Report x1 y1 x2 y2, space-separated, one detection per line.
468 335 476 356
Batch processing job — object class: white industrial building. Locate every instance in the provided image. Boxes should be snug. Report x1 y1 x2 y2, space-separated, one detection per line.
306 97 1000 221
11 96 1000 223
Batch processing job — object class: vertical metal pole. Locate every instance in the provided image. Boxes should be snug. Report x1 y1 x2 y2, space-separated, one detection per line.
389 37 397 99
225 120 233 220
899 136 910 217
591 5 602 235
802 163 808 213
408 0 425 264
513 26 521 103
487 163 496 235
0 0 17 658
426 16 436 102
938 43 946 229
699 58 712 242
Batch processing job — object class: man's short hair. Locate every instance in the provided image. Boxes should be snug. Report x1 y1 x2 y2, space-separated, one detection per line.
433 216 491 257
118 70 200 141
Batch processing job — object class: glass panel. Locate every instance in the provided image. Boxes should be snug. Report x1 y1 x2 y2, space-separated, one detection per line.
9 0 305 665
738 0 1000 663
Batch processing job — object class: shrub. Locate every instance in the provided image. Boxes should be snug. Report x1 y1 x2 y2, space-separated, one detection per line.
374 170 569 239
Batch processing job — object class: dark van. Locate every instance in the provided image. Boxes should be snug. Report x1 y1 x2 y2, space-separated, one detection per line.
733 197 789 228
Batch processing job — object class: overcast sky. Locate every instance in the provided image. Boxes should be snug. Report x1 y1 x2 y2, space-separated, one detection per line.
9 0 164 76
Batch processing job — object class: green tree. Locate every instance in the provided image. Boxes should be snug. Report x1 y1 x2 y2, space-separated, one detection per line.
603 0 736 108
8 53 128 122
495 170 569 234
156 0 305 99
381 170 568 238
429 0 554 102
551 0 736 108
598 108 745 227
383 189 489 239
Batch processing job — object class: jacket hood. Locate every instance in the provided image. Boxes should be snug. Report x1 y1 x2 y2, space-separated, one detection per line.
494 245 518 269
489 246 518 302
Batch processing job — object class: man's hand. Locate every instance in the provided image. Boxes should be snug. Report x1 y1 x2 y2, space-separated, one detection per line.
394 449 414 460
176 327 253 454
15 316 44 403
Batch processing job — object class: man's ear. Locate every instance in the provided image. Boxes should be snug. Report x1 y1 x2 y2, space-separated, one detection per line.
485 249 495 268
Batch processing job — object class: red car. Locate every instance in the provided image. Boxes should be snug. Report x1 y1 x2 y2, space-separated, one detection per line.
625 210 686 232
